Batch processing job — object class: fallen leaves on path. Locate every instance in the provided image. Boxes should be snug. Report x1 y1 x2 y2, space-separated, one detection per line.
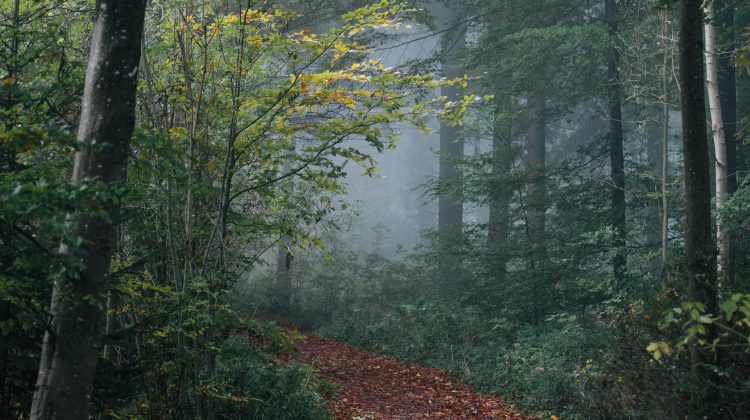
293 335 529 419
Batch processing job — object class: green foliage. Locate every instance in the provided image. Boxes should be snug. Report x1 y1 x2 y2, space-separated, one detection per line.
286 248 695 418
210 337 332 420
1 0 460 416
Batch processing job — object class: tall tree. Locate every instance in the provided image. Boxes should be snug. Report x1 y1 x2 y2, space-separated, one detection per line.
705 0 730 285
30 1 147 418
718 0 737 287
718 0 738 196
605 0 626 284
526 89 546 272
646 106 664 280
679 0 719 413
433 1 466 284
487 87 513 279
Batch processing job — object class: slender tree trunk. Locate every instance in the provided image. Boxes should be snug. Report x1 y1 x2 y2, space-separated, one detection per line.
660 98 670 288
606 0 626 284
679 0 719 414
524 90 546 328
487 88 512 280
276 238 293 313
659 8 672 288
526 90 546 269
434 2 465 288
30 2 147 418
718 0 737 194
646 106 662 281
718 0 737 288
705 1 730 288
275 138 296 314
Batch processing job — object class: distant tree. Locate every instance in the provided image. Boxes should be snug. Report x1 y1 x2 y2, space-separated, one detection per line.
525 88 546 277
433 0 466 288
605 0 626 284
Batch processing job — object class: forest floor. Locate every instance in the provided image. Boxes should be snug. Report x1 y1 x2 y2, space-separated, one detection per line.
292 334 529 419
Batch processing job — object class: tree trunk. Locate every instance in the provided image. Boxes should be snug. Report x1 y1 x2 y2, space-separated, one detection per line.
718 0 737 194
660 99 670 288
705 0 730 288
487 87 512 279
30 2 147 419
526 91 546 269
659 7 673 288
434 2 465 287
718 0 737 288
646 106 663 281
679 0 719 414
606 0 626 284
276 239 293 314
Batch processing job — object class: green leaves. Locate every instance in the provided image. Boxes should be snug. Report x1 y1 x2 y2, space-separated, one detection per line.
648 293 750 361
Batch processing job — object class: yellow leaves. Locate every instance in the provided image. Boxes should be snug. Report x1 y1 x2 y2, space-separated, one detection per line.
167 9 273 35
298 79 309 94
153 329 168 338
333 41 351 61
168 126 188 141
296 70 369 88
290 29 319 44
353 89 374 98
244 9 274 23
331 90 357 109
221 14 239 25
646 341 673 361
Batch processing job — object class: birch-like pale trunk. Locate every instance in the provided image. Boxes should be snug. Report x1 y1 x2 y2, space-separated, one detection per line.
704 1 730 285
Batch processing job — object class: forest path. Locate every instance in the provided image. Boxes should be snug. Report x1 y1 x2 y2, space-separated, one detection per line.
294 335 528 419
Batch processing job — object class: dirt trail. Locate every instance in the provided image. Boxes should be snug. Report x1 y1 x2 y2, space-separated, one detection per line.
295 335 528 419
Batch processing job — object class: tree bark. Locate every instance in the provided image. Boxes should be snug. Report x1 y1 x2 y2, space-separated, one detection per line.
434 2 465 287
679 0 719 414
275 239 293 314
705 0 730 288
646 106 663 281
606 0 626 284
275 139 296 315
526 91 546 269
718 0 737 287
659 8 673 288
487 87 512 280
718 0 737 195
30 2 147 419
661 98 670 288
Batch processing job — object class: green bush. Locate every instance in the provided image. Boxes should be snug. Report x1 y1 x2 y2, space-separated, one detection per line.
212 336 332 420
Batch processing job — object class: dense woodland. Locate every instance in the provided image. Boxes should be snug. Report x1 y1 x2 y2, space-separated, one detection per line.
2 0 750 418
